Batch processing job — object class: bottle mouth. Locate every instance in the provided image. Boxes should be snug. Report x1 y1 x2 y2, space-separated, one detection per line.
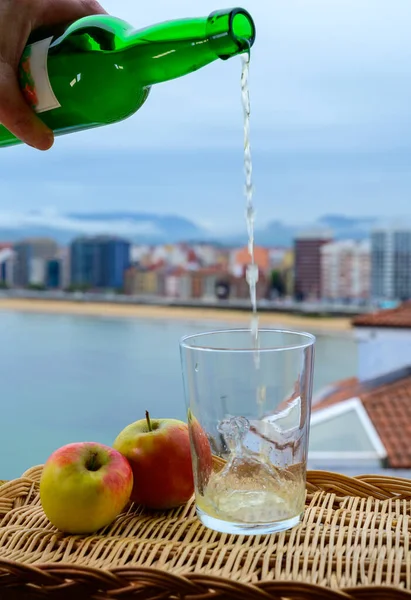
207 8 256 60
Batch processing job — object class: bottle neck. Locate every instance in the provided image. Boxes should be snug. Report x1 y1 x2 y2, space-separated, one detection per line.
120 10 255 87
122 37 217 87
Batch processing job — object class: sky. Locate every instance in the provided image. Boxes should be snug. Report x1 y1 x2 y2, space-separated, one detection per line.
2 0 411 237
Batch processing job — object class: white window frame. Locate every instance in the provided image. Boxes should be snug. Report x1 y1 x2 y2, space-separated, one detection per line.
309 397 387 461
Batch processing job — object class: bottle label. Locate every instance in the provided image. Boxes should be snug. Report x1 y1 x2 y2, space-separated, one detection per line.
19 37 61 114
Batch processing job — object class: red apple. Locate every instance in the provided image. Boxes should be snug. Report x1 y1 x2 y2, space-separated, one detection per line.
113 412 195 509
40 442 133 534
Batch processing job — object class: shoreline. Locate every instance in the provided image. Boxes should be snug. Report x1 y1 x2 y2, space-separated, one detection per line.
0 298 353 334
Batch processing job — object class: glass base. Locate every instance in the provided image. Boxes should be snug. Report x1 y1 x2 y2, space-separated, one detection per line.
196 507 302 535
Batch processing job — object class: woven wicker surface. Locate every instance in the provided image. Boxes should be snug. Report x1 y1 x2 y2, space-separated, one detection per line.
0 465 410 599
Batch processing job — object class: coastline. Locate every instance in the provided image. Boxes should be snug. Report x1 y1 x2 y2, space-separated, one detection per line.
0 298 353 333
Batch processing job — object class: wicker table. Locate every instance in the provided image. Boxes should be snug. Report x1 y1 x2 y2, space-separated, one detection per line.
1 465 411 599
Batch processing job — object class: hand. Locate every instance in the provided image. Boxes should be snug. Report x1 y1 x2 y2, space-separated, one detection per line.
0 0 106 150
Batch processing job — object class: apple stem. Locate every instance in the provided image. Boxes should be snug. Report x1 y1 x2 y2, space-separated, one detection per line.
145 410 153 432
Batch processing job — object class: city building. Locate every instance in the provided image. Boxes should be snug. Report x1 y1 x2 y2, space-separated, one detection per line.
281 249 295 297
294 229 333 300
229 268 270 301
70 237 99 289
46 259 62 289
57 247 71 290
103 237 132 289
189 268 225 299
70 235 131 290
124 266 165 296
164 267 187 298
266 247 294 298
0 244 14 287
371 226 411 302
148 244 201 270
230 245 270 277
321 240 371 302
268 247 288 269
191 243 221 267
124 263 267 302
13 238 58 288
214 247 230 271
30 257 47 287
129 243 223 271
150 245 186 268
130 244 151 266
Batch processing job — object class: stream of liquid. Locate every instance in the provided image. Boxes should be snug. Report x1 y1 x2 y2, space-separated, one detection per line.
241 55 261 373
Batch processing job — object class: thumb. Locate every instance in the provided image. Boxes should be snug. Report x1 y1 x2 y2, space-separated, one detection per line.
38 0 107 28
0 61 53 150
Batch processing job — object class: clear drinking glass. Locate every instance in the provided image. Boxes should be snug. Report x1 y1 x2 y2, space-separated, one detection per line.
180 329 315 535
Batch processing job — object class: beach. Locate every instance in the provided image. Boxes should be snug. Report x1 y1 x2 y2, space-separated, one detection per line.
0 298 352 333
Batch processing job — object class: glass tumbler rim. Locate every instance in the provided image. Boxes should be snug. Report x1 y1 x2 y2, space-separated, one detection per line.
179 327 316 353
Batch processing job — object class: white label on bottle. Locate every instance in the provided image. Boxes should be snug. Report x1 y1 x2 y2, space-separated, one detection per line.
19 37 61 114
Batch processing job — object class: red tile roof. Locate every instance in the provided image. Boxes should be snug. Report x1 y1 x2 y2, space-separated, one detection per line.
361 376 411 468
312 377 364 409
186 249 199 263
149 260 166 271
352 302 411 328
313 374 411 468
234 246 271 272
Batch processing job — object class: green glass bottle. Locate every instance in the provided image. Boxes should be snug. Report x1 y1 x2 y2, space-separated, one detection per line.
0 8 255 148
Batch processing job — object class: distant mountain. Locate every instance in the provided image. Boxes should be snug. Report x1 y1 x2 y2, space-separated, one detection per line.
316 214 378 241
0 212 207 246
0 211 379 246
69 212 203 235
225 214 378 247
67 212 206 244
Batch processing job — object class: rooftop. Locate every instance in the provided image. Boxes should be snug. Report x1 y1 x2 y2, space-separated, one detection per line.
320 239 371 252
233 246 270 272
313 370 411 468
352 301 411 328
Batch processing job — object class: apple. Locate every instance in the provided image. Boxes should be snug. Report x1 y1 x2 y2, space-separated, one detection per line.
113 411 196 509
40 442 133 534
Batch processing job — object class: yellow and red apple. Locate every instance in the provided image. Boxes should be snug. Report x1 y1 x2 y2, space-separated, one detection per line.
40 442 133 534
113 412 199 509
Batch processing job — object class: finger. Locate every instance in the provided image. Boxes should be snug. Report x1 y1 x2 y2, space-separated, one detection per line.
38 0 107 28
0 61 53 150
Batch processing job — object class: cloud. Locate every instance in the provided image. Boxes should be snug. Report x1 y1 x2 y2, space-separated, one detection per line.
0 209 163 237
2 0 411 225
